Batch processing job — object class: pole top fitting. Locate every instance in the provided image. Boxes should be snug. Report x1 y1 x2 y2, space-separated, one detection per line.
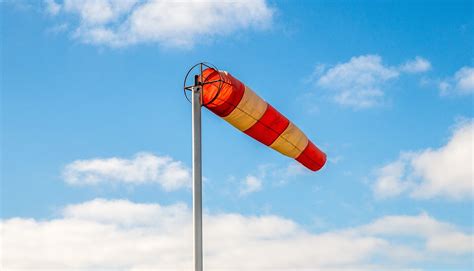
183 62 225 106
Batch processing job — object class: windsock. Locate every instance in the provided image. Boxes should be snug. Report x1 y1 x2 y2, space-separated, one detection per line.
201 68 326 171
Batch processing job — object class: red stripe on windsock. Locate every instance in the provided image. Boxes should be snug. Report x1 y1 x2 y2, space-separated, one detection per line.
202 68 245 117
244 104 290 146
295 141 327 171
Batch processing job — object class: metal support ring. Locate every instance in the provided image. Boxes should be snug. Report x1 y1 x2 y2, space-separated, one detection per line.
183 62 227 106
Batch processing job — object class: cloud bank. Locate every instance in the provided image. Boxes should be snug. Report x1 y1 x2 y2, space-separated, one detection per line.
45 0 274 48
1 199 472 270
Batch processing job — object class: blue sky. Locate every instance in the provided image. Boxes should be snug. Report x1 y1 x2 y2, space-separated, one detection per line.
1 0 473 270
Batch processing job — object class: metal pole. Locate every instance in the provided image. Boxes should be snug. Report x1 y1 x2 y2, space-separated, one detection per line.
192 76 203 271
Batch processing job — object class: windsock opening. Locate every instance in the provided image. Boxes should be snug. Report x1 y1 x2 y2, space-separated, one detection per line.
201 68 245 117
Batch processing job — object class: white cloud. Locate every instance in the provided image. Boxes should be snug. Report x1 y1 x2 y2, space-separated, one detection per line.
63 152 191 191
400 56 432 73
239 175 263 195
1 199 472 270
439 66 474 95
45 0 274 48
372 157 413 199
373 120 474 200
455 67 474 92
316 55 399 108
312 55 432 108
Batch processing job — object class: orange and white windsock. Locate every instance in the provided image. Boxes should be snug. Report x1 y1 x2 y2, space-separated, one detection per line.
201 68 326 171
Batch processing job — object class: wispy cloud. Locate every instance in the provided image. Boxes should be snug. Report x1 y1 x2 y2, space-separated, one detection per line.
46 23 68 34
439 66 474 96
239 175 263 196
373 120 474 200
44 0 274 48
310 55 431 108
241 162 311 193
63 152 191 191
44 0 60 15
399 56 432 73
2 199 472 270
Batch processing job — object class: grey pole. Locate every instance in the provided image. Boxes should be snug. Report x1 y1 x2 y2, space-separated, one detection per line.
192 79 203 271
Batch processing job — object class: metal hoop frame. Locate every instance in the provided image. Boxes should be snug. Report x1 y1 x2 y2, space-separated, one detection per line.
183 62 229 106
